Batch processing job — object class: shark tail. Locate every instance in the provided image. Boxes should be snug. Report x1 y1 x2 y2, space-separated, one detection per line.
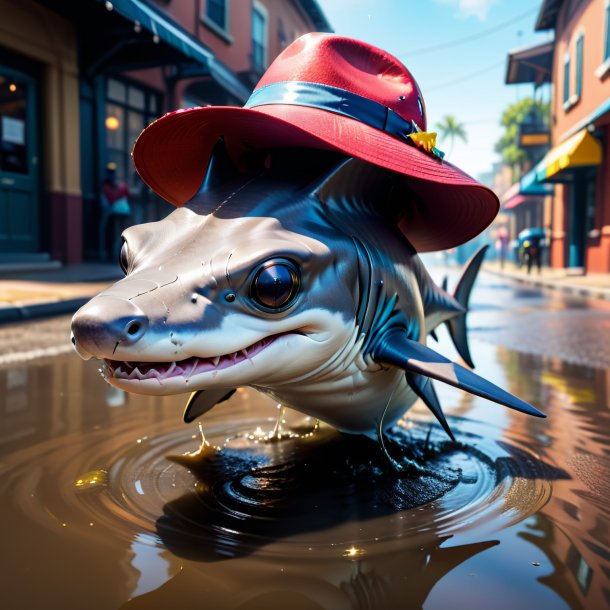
445 245 488 369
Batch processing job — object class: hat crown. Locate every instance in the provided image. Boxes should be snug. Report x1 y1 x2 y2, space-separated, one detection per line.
255 33 427 132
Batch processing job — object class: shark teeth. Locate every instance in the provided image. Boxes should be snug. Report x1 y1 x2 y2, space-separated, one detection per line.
104 332 292 382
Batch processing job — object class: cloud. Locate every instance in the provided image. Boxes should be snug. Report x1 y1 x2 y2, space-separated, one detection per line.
435 0 497 20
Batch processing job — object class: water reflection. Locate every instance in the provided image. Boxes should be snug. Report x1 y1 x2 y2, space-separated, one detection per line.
498 350 610 609
122 536 500 610
129 532 175 599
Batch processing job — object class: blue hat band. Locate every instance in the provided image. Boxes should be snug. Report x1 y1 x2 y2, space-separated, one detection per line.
244 81 416 142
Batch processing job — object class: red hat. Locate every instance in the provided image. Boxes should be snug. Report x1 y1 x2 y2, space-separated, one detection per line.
133 33 499 252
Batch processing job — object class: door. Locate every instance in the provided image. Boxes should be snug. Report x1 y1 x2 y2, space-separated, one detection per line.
0 65 40 256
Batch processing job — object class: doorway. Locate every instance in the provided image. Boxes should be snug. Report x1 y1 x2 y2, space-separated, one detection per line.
0 63 40 259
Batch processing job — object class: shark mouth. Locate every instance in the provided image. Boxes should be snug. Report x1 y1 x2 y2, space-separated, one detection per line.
103 333 291 383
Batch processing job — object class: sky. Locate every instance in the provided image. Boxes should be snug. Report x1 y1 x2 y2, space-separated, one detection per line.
315 0 553 182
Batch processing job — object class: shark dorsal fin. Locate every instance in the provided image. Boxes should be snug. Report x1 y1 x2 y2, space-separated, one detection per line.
199 139 240 193
313 157 415 225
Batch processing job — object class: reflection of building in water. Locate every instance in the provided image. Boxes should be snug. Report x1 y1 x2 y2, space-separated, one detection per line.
497 347 610 608
0 366 39 445
0 352 185 445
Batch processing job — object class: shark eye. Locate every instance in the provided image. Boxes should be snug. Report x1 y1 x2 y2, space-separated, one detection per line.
250 259 300 310
119 240 129 275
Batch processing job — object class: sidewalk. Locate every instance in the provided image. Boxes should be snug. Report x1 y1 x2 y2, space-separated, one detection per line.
2 259 610 325
483 260 610 301
0 264 122 324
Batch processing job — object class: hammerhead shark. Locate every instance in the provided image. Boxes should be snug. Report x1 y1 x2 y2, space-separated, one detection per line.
71 145 544 442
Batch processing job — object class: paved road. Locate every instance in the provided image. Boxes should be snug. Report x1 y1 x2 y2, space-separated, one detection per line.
467 271 610 370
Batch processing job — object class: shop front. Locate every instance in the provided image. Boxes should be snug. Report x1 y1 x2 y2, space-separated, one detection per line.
531 129 602 271
0 0 80 266
1 0 250 267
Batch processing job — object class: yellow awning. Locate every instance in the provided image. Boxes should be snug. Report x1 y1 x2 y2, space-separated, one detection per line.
535 129 602 181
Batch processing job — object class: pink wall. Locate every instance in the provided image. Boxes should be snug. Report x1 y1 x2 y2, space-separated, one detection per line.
133 0 324 112
262 0 319 62
548 0 610 272
197 0 252 73
553 0 610 141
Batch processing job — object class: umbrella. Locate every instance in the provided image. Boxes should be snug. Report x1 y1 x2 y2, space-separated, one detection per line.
518 228 546 243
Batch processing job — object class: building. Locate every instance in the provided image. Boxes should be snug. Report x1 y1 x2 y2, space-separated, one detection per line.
501 40 554 264
0 0 331 267
505 0 610 273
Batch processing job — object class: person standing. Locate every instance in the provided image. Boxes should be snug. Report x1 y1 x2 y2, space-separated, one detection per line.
100 162 131 261
496 225 509 270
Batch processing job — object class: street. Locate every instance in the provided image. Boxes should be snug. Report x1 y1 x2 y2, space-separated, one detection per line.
0 269 609 610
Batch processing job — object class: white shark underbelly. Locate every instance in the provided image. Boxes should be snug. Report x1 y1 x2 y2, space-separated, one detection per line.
263 368 415 437
259 325 417 436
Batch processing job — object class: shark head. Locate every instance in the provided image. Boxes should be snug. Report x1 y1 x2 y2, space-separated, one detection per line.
72 144 545 436
71 149 364 398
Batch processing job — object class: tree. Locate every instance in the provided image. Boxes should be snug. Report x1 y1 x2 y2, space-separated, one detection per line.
495 98 550 180
435 115 467 157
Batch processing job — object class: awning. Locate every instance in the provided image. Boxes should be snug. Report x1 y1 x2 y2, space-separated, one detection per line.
505 40 553 86
501 182 536 211
500 172 553 210
501 182 520 205
107 0 251 102
520 167 554 195
535 129 602 182
535 0 564 31
504 194 528 210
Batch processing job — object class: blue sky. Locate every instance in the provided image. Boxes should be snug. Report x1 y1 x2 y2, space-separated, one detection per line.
316 0 553 182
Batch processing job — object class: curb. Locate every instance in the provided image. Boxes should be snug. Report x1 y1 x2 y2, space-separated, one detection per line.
0 297 89 325
484 267 610 301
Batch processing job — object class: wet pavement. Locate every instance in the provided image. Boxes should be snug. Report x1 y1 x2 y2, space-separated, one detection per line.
0 269 609 609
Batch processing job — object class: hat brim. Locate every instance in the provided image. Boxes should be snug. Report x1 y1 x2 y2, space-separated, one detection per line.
133 105 498 252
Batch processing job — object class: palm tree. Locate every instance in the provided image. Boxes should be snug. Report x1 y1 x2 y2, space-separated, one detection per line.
435 115 467 157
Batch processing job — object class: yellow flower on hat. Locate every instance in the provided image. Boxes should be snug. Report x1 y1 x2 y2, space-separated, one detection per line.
408 131 445 159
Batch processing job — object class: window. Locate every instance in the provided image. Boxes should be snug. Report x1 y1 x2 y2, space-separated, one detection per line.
604 0 610 61
252 1 268 73
205 0 228 32
105 78 159 191
563 53 571 104
575 32 584 99
278 17 287 50
0 75 29 174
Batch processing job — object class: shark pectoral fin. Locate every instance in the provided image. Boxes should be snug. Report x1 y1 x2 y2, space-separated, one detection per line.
373 328 545 418
183 388 237 423
406 373 455 441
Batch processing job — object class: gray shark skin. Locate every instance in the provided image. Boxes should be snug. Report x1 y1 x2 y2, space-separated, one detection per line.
71 146 544 439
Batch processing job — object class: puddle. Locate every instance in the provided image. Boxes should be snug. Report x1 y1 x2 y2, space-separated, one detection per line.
0 299 609 608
